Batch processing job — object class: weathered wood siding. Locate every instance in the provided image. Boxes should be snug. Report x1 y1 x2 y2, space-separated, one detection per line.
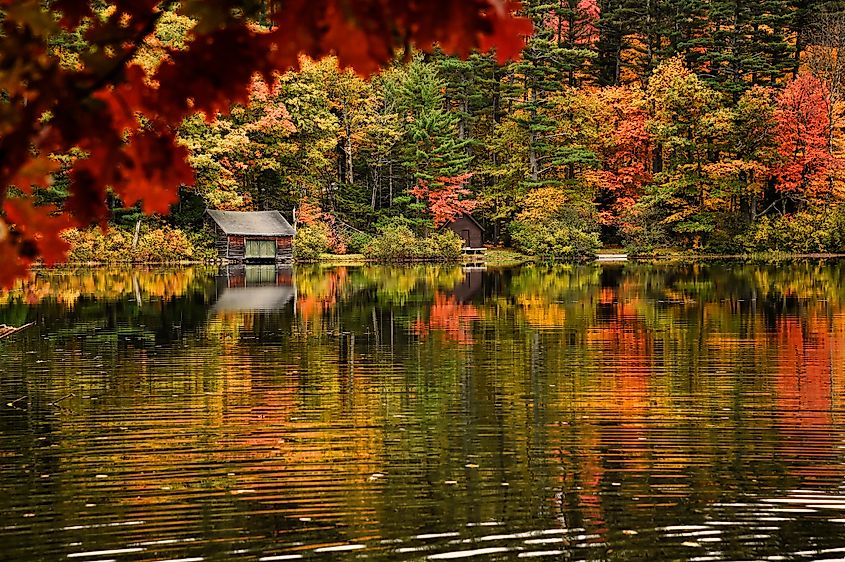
224 235 292 262
227 235 246 261
276 237 293 263
206 219 230 259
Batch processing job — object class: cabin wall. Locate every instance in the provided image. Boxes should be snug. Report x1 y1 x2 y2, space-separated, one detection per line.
223 235 292 262
446 217 483 247
206 220 229 260
227 236 246 261
275 237 293 262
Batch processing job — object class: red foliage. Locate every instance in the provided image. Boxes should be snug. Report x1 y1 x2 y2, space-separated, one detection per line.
587 88 651 226
0 200 73 287
296 199 326 226
0 0 531 285
411 173 478 227
543 0 599 47
295 199 346 253
772 73 839 197
412 292 480 345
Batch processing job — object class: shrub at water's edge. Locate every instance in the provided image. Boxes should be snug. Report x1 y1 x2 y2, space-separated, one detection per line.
62 226 215 263
363 224 463 262
345 231 373 254
510 220 601 262
293 224 332 262
741 207 845 254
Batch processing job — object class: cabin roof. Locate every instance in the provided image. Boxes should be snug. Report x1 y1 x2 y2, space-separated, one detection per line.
445 213 485 232
206 209 296 237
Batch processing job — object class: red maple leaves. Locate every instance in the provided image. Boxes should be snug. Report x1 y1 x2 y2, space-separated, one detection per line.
0 0 531 285
411 173 478 227
586 87 651 226
772 73 838 198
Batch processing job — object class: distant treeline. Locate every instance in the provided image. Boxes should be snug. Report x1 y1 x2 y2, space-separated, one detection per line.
46 1 845 257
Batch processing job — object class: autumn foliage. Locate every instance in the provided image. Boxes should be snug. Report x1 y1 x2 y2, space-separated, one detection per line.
0 0 531 285
295 198 345 253
410 173 478 227
772 73 837 199
584 86 651 225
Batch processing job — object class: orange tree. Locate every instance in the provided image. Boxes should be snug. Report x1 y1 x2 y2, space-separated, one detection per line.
0 0 530 284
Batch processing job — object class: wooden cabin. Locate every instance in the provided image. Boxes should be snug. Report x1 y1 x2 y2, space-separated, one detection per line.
205 209 296 263
444 213 485 250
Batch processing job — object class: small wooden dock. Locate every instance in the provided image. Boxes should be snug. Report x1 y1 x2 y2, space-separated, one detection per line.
462 247 486 268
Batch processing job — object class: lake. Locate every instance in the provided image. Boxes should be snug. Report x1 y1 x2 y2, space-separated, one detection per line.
2 262 845 561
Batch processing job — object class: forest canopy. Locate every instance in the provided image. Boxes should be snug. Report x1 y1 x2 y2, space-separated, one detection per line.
4 1 845 280
0 0 530 284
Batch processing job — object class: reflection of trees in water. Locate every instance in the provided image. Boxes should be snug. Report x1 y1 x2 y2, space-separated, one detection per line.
2 262 845 544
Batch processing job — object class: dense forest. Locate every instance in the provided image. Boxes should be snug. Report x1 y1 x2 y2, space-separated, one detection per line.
49 1 845 259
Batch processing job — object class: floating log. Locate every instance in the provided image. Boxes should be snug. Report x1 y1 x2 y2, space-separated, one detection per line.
0 322 34 340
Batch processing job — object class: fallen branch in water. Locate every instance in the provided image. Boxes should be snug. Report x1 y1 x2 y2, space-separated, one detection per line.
6 396 27 409
0 322 34 339
49 393 75 407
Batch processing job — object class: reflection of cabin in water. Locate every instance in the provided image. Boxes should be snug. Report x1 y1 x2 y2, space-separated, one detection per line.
444 213 485 253
450 267 484 303
212 265 295 313
205 209 295 263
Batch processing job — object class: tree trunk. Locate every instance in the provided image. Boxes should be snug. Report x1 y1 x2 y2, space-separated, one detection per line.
341 102 354 185
371 167 378 210
388 161 394 206
132 219 141 250
750 191 757 223
653 142 663 174
529 88 539 182
645 0 654 73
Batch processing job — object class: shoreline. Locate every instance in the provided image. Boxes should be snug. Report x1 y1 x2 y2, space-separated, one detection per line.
26 249 845 271
633 252 845 261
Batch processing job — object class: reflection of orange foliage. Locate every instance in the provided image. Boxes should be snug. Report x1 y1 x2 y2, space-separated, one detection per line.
413 292 480 345
0 267 205 306
775 316 832 428
598 287 616 305
587 299 650 415
296 294 322 321
517 295 566 327
295 268 348 322
773 314 841 481
576 427 606 532
114 364 385 525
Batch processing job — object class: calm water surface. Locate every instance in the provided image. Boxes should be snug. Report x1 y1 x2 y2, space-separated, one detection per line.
2 262 845 561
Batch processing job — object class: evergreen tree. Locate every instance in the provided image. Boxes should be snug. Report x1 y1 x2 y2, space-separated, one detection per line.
498 0 596 190
595 0 638 85
704 0 793 96
396 58 471 187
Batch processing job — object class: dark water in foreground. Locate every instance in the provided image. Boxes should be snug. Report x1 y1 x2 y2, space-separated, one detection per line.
2 262 845 561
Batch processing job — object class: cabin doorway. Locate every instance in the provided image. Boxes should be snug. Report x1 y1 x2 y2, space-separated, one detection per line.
461 229 471 246
245 239 275 260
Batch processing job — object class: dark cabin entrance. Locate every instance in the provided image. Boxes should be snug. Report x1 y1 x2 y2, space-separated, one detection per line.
460 229 471 246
